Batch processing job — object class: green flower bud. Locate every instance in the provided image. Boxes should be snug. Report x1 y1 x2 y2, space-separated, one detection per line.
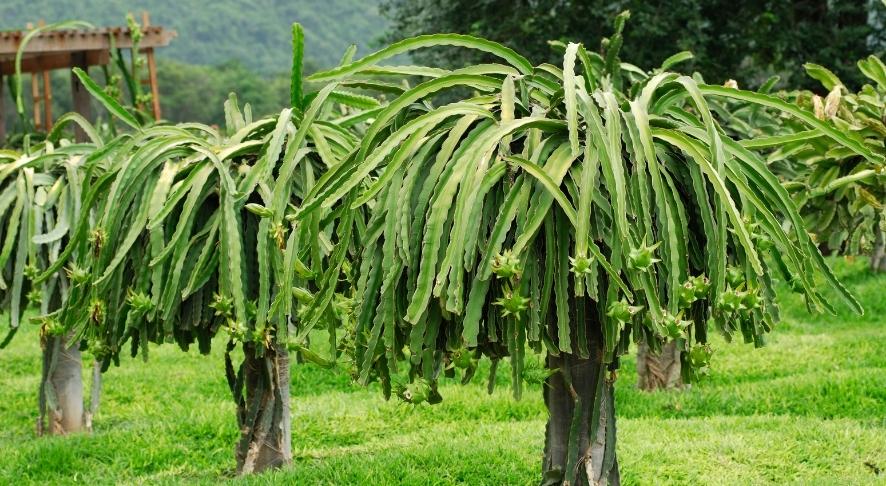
716 289 744 313
754 233 774 251
26 288 42 307
677 283 698 309
688 275 711 298
396 378 432 404
23 263 41 280
88 339 111 361
65 264 90 285
740 288 762 310
628 241 661 271
661 311 691 339
606 299 643 323
494 289 530 317
569 255 594 275
726 266 745 288
449 346 475 370
245 300 258 322
292 287 314 304
126 290 154 313
689 344 713 368
227 320 249 342
491 250 522 279
209 293 234 318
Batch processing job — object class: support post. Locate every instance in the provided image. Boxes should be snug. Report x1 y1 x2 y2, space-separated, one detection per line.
70 53 93 142
31 73 41 130
142 12 162 120
42 70 52 131
0 74 6 144
145 48 161 119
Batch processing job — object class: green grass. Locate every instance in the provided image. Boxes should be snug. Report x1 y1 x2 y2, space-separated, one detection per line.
1 257 884 485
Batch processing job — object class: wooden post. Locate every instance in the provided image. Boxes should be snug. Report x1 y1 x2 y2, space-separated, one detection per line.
70 53 93 142
145 48 161 120
142 12 162 120
42 70 52 131
0 74 6 144
31 20 47 131
31 73 42 130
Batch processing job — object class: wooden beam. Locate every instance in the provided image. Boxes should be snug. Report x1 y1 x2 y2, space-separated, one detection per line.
70 53 93 143
0 27 176 57
0 50 110 75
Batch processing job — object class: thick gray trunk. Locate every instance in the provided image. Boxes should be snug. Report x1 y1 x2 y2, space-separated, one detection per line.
636 341 683 392
871 226 886 272
39 333 85 435
542 307 619 486
232 342 291 475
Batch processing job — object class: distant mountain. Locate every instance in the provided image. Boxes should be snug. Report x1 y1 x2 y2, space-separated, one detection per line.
0 0 390 73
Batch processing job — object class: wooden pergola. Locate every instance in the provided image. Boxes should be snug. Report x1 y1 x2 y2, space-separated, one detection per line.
0 15 175 142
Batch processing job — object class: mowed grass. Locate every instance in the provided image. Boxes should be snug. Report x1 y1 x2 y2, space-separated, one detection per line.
0 257 883 485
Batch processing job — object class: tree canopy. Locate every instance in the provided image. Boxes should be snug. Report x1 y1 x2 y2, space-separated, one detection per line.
380 0 886 90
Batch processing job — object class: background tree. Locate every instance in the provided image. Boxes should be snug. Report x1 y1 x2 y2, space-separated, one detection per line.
380 0 886 90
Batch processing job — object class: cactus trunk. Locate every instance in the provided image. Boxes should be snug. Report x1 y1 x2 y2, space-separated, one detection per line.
231 341 291 475
541 311 619 486
871 226 886 272
39 333 85 435
636 341 683 391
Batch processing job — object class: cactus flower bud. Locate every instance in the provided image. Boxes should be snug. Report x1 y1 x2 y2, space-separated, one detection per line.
126 290 154 313
396 378 432 404
688 274 711 298
628 241 661 271
726 266 745 288
606 299 643 323
492 250 522 279
569 255 594 275
23 263 41 279
716 289 744 313
494 289 530 317
662 311 692 339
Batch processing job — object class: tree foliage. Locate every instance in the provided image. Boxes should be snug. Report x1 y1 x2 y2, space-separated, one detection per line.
380 0 886 90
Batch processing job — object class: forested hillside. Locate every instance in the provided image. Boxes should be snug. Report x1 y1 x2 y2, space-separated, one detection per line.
0 0 388 71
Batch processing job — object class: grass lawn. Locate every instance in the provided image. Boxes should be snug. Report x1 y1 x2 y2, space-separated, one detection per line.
1 257 884 485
